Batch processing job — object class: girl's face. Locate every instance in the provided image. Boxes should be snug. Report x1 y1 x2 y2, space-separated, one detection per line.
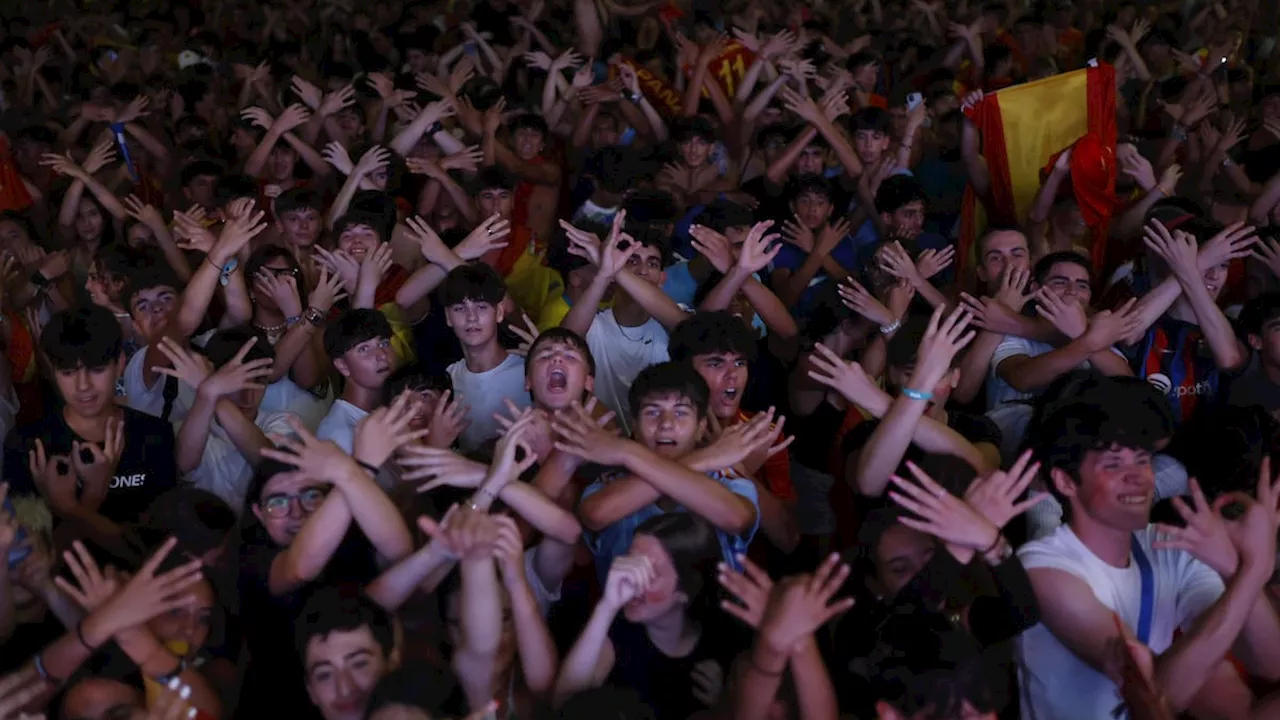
872 523 935 599
146 579 215 657
621 534 684 622
85 265 125 308
77 198 106 243
126 222 155 248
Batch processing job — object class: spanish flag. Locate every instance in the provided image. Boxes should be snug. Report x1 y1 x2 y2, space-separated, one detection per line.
959 63 1117 277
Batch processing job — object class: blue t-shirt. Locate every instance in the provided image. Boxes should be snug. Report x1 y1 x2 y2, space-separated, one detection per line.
848 222 956 286
661 261 767 336
581 468 760 583
768 233 858 314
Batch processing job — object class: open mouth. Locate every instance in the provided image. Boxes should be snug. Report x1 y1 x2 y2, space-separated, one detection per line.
1118 492 1151 507
547 369 568 392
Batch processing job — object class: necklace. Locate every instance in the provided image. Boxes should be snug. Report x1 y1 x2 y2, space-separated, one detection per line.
253 320 287 336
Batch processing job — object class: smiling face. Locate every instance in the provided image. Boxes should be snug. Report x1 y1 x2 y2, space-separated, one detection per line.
621 533 685 623
1038 260 1092 308
692 351 748 421
527 338 593 410
678 136 712 167
624 243 666 287
337 224 380 261
54 362 120 419
634 391 705 457
445 297 503 350
85 265 125 309
251 473 329 546
305 626 391 720
334 336 394 389
1053 444 1155 533
129 285 179 343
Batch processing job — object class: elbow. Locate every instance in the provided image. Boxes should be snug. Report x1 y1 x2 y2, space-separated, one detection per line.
723 505 756 536
578 502 612 534
551 516 583 545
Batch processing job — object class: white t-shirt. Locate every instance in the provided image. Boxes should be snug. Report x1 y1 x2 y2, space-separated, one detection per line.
260 376 335 432
1017 525 1224 720
187 410 300 514
447 353 532 453
585 309 670 434
524 546 562 617
988 335 1124 410
316 399 368 455
123 347 195 424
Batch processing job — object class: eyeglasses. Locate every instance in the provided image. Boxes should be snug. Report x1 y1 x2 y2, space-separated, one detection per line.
261 486 328 517
261 266 300 278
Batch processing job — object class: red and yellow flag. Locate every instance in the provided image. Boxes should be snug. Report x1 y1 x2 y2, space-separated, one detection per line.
959 63 1117 276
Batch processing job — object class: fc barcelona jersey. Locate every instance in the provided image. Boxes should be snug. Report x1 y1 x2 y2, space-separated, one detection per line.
1127 318 1221 424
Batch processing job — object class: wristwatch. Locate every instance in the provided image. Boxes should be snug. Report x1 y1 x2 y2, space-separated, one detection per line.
303 306 327 328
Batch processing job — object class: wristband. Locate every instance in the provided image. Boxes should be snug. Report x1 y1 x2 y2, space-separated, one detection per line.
154 658 187 686
29 271 49 290
879 319 901 335
1222 156 1235 168
426 121 444 136
285 315 302 327
901 387 934 401
1170 123 1188 142
76 620 98 651
356 460 380 476
980 533 1003 556
35 651 53 681
207 257 239 287
628 90 643 104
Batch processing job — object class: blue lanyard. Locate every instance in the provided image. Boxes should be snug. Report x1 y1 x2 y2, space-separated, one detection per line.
1131 535 1154 645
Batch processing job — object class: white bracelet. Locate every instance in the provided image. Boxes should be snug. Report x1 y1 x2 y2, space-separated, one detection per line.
879 319 901 335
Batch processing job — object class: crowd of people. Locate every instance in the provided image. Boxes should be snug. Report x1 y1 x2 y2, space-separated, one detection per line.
3 0 1280 718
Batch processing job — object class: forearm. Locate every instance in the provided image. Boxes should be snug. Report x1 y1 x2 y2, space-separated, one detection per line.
1029 168 1069 225
741 276 798 338
1126 275 1182 344
683 63 712 118
578 475 663 532
553 600 616 705
1114 186 1169 239
176 256 226 340
268 323 318 382
1157 567 1269 711
636 95 668 142
327 170 366 230
176 393 218 474
1000 341 1096 393
500 483 582 544
508 577 559 695
533 452 581 507
816 116 864 178
282 132 330 177
1176 275 1245 370
855 395 929 497
396 263 450 310
734 56 769 107
614 270 686 329
56 179 86 229
213 399 272 465
115 627 221 716
790 637 838 720
732 646 788 720
620 444 755 534
367 542 455 611
560 273 610 336
1250 171 1280 225
744 76 787 126
571 102 601 149
459 557 504 658
752 483 799 552
765 127 816 185
953 331 1003 404
244 130 283 177
145 223 193 281
272 494 352 594
389 110 442 157
435 171 479 223
332 468 412 562
1089 348 1134 377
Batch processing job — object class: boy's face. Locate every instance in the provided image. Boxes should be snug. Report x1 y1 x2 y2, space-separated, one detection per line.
975 230 1030 289
692 351 749 420
527 338 594 410
791 190 834 230
304 626 392 720
279 206 323 247
882 200 925 241
130 285 180 342
1250 316 1280 368
1037 261 1092 308
852 62 879 90
1052 444 1154 532
334 107 365 139
853 129 890 165
795 143 828 176
405 48 430 74
54 361 121 419
252 473 328 546
477 187 514 221
337 224 381 260
634 391 705 457
591 114 620 148
183 173 219 210
335 336 394 389
512 126 546 161
624 244 666 287
678 136 712 167
445 297 504 350
268 145 298 183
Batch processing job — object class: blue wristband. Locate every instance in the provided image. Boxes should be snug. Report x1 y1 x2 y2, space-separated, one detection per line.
902 387 934 401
